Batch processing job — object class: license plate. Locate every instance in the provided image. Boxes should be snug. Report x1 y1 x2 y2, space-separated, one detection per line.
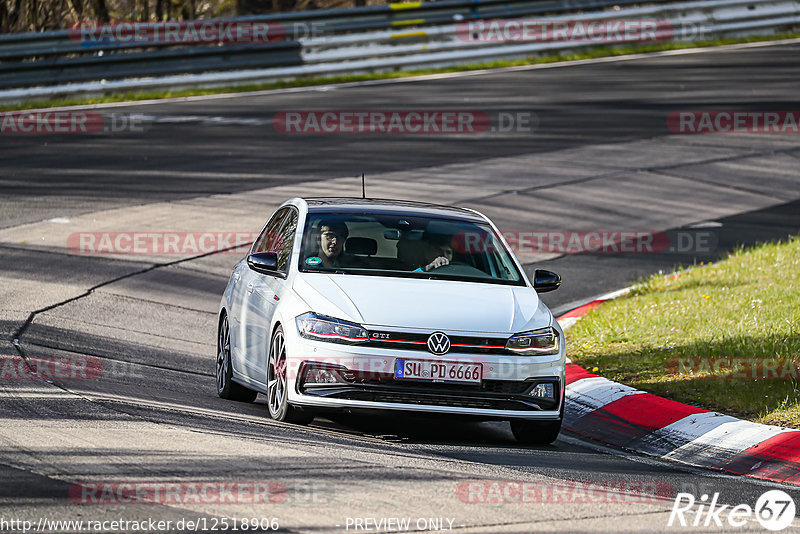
394 359 483 384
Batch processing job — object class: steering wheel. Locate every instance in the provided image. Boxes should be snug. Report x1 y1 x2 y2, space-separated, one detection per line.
427 261 487 276
427 260 466 271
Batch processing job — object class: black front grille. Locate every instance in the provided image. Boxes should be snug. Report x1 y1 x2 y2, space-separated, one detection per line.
482 380 532 394
334 390 540 411
300 378 560 412
355 378 532 395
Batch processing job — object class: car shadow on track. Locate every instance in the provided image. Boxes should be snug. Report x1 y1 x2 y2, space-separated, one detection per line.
312 412 524 446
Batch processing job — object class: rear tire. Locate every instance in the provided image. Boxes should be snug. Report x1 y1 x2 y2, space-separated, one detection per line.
510 418 562 445
216 313 258 403
267 326 314 425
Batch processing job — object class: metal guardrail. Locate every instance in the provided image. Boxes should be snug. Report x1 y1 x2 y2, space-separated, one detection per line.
300 0 800 63
0 42 302 88
0 0 797 99
0 0 517 52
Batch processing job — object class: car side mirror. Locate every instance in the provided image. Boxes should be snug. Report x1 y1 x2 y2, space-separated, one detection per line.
247 252 279 274
533 269 561 292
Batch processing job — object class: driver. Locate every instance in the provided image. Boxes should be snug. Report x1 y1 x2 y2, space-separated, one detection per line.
316 219 347 267
415 234 454 272
311 219 362 268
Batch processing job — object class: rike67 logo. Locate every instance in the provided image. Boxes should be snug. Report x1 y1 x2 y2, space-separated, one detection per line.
669 490 796 531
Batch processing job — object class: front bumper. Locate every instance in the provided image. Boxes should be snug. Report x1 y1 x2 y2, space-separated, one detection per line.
286 334 566 420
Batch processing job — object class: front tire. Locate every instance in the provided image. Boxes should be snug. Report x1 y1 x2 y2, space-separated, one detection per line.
216 313 258 403
510 418 562 445
267 326 314 425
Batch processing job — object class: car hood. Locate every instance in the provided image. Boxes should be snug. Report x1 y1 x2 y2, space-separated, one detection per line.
293 273 551 334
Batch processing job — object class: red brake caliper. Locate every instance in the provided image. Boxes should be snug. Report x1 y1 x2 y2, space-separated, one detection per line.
276 357 286 380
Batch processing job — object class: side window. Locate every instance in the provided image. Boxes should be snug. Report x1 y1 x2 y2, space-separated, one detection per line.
251 207 297 273
252 209 288 255
276 210 298 271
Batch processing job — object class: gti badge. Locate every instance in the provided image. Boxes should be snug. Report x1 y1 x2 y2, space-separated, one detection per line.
427 332 451 355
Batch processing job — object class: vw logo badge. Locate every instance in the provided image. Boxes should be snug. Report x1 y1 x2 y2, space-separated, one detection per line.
427 332 451 355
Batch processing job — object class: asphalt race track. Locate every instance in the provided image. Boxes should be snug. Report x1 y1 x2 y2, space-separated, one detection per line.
2 41 800 532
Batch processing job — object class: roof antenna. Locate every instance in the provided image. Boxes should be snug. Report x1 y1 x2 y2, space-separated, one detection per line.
361 173 366 199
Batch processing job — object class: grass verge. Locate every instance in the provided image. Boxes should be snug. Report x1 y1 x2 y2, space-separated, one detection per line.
2 32 800 112
566 236 800 428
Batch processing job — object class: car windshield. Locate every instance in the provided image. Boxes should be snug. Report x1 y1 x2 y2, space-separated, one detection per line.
298 211 525 285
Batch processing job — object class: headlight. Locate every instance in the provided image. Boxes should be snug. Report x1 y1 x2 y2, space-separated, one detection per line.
505 327 560 355
296 312 368 344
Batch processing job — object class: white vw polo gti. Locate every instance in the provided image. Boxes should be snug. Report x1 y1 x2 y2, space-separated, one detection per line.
217 198 566 444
